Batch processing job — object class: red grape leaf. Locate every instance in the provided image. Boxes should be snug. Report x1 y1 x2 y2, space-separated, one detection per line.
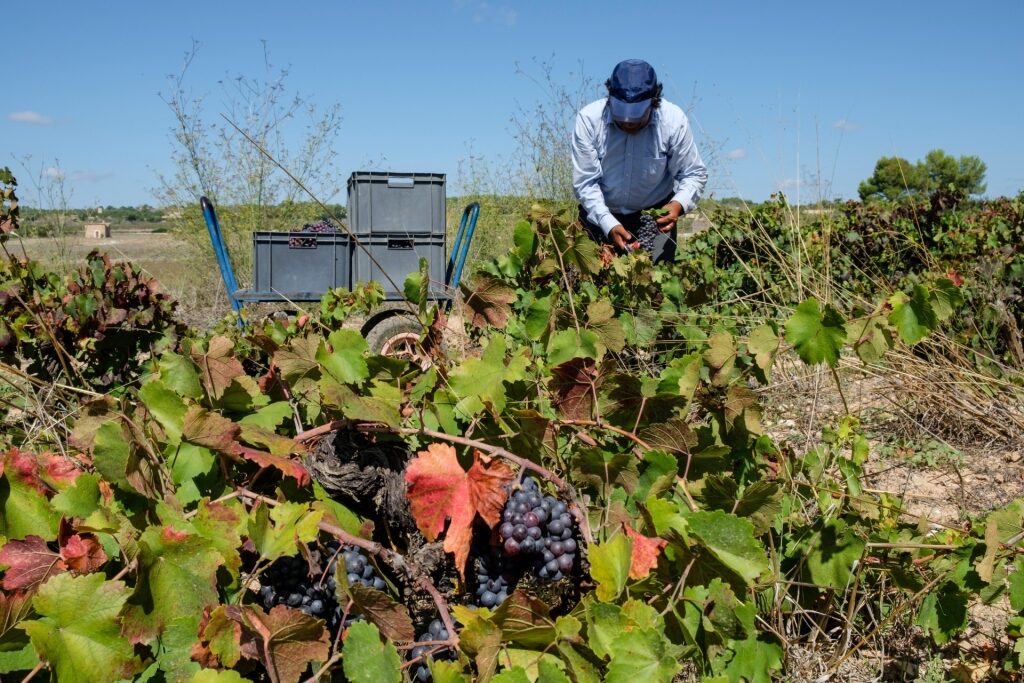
404 444 512 578
232 444 310 487
467 454 514 528
0 535 65 591
59 533 108 574
623 523 667 580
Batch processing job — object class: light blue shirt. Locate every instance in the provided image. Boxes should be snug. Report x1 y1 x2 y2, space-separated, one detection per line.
572 98 707 236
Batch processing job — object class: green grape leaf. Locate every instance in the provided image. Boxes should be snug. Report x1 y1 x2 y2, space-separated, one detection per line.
547 328 602 365
247 502 323 562
888 286 937 345
492 667 531 683
715 635 784 683
158 351 203 399
23 573 140 683
784 298 846 367
590 533 632 601
317 329 370 385
801 519 865 589
685 510 768 587
916 581 969 645
122 525 223 644
139 379 187 445
604 627 681 683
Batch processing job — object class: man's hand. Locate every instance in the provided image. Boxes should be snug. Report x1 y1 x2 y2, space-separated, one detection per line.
609 225 637 251
656 201 684 233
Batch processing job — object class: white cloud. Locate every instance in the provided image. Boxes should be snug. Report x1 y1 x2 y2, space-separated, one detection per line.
832 118 861 132
725 148 747 160
456 1 517 27
776 178 807 192
42 167 112 183
8 111 55 125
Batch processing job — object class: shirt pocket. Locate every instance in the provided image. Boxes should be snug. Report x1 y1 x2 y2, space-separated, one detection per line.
643 155 667 178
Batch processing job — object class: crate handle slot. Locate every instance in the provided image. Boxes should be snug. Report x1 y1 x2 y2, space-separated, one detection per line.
387 238 414 250
386 177 415 188
288 234 318 249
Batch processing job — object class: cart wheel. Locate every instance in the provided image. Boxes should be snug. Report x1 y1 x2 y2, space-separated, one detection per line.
365 314 428 366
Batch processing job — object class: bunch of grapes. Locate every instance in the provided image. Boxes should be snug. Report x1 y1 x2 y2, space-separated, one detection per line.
301 218 342 234
497 477 577 581
255 541 382 632
473 549 515 608
408 619 456 682
288 218 342 247
634 212 661 255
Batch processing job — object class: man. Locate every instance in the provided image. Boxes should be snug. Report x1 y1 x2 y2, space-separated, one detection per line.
572 59 707 263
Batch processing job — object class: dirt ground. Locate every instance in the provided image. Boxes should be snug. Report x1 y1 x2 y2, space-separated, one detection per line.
761 359 1024 682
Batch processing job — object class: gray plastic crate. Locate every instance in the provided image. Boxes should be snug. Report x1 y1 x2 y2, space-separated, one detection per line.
351 235 446 299
251 231 351 300
347 171 446 235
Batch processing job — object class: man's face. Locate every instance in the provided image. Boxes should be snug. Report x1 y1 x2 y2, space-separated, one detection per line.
613 103 653 134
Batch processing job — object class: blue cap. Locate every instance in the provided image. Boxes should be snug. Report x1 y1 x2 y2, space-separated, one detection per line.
607 59 658 123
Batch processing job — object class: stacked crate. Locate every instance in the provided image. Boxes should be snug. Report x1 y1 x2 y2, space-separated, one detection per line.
347 172 446 299
248 172 446 301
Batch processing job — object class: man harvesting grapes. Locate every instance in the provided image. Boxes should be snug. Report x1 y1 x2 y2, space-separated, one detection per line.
572 59 707 263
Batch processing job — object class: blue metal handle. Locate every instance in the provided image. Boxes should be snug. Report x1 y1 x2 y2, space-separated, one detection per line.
200 196 242 316
446 202 479 292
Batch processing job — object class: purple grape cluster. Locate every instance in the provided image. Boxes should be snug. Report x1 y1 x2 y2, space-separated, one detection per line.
302 218 342 234
635 212 660 255
497 477 576 581
408 619 456 682
256 541 380 632
473 550 515 608
288 218 342 247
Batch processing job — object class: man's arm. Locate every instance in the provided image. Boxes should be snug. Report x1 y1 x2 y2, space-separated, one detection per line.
665 110 708 217
571 111 620 237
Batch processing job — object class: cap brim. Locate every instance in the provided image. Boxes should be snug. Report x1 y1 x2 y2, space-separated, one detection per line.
609 96 652 123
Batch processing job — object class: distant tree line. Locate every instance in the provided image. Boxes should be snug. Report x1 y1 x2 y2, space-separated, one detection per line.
859 149 987 201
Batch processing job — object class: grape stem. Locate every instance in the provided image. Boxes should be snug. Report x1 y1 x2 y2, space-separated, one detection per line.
233 487 458 645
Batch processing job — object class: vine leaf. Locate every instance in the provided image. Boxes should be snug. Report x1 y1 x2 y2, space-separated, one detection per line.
888 285 937 345
623 524 667 580
58 532 107 575
461 273 517 329
182 406 240 454
224 604 331 683
232 443 311 486
784 298 847 367
122 525 224 645
336 578 415 642
0 535 64 592
191 335 246 401
404 444 513 578
22 573 140 683
590 533 632 601
341 621 403 683
549 358 599 421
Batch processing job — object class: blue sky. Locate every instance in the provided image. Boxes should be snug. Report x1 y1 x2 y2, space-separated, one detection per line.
5 0 1023 208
